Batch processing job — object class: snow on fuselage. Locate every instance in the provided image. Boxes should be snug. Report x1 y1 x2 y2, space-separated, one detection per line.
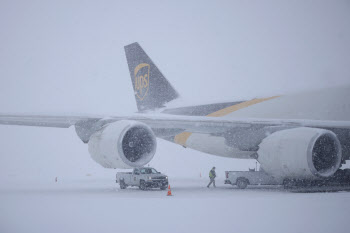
170 86 350 159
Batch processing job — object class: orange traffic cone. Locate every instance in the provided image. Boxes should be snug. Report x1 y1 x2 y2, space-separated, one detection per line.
167 185 172 196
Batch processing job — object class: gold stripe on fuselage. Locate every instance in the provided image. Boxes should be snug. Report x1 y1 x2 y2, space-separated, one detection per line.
174 96 279 146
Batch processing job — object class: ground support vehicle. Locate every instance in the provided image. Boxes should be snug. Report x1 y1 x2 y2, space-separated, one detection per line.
282 168 350 192
224 169 281 189
225 168 350 191
116 167 168 190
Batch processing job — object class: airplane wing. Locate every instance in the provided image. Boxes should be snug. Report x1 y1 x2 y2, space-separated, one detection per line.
1 114 349 133
111 114 350 131
0 114 97 128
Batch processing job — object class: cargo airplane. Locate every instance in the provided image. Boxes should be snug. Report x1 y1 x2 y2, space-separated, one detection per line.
1 43 350 183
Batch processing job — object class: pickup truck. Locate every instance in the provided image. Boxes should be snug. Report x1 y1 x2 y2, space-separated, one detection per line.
116 167 168 190
224 168 281 189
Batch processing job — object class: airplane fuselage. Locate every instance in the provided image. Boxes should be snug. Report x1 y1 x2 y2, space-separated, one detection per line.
162 86 350 161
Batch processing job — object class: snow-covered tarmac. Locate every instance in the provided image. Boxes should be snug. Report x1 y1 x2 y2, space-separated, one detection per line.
1 177 349 233
1 128 349 233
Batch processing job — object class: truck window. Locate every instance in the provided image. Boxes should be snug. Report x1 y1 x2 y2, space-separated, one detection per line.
150 168 158 174
140 168 158 174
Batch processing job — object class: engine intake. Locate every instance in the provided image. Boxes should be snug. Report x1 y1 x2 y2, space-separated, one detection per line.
311 133 341 176
258 127 342 180
88 120 157 168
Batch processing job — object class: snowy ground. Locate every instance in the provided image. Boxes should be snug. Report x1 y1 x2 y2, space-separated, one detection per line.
1 178 350 233
0 127 350 233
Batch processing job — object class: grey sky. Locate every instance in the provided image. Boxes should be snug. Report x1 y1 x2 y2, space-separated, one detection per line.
0 0 349 114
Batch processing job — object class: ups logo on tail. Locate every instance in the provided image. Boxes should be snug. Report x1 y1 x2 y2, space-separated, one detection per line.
134 63 150 100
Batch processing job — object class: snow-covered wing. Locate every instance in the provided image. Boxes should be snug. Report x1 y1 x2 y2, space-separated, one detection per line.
0 114 100 128
107 114 350 133
0 114 350 132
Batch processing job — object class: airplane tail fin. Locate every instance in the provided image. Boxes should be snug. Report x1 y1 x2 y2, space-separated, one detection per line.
124 42 179 112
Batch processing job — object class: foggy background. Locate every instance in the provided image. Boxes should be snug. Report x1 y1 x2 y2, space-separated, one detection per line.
1 1 350 233
0 0 350 180
1 0 349 114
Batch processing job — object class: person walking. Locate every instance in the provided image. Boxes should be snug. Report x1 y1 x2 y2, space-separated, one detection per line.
207 167 216 188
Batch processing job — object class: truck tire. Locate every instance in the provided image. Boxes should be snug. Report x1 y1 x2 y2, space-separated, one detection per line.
236 178 248 189
160 185 167 190
139 180 146 190
119 180 127 189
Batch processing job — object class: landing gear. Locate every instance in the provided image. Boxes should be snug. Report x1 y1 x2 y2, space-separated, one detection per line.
283 179 295 189
283 169 350 192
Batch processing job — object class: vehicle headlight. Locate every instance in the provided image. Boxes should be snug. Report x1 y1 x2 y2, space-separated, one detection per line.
148 176 152 180
166 176 168 180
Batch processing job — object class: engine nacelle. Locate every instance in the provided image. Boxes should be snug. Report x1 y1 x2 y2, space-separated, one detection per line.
88 120 157 168
258 127 342 180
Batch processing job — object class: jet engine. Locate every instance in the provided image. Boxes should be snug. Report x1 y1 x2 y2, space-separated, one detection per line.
258 127 342 180
88 120 157 168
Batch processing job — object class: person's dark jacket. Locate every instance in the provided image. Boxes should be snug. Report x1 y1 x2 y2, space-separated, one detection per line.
209 169 216 179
